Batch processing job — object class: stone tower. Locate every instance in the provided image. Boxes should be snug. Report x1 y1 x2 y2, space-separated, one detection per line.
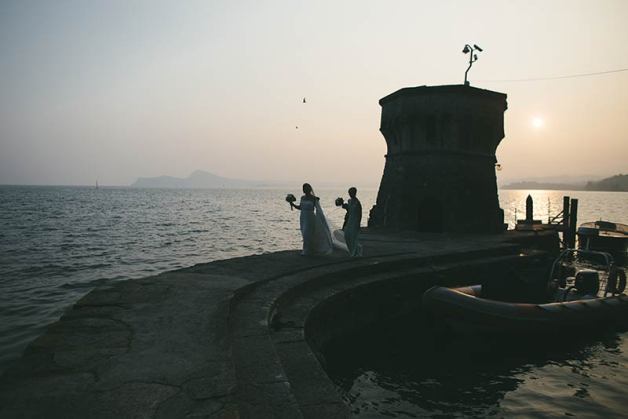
368 85 507 233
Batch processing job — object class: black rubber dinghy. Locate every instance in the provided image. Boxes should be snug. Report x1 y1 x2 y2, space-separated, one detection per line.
423 284 628 335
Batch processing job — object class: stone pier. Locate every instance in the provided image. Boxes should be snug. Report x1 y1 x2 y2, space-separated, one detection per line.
0 230 557 418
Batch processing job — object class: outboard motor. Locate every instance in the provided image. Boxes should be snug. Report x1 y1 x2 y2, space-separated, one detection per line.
574 269 600 296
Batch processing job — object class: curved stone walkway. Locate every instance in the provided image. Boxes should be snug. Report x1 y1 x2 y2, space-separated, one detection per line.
0 230 555 418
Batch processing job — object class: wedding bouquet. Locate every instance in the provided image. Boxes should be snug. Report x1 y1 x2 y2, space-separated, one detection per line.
285 193 296 210
335 197 344 207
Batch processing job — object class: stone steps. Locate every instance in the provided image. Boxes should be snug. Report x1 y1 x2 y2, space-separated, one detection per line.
227 244 534 418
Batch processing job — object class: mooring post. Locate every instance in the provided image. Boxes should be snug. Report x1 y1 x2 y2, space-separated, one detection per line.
568 198 578 248
526 194 533 222
562 196 570 246
562 196 570 225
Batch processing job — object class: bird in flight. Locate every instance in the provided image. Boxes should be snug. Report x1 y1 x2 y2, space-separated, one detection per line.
302 97 306 103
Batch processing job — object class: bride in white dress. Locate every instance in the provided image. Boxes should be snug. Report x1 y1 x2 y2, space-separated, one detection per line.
289 183 333 255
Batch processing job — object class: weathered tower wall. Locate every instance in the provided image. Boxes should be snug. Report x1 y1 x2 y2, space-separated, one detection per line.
368 85 507 233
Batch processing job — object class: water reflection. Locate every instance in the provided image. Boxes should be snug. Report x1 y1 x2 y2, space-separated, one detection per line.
326 313 627 417
499 190 628 230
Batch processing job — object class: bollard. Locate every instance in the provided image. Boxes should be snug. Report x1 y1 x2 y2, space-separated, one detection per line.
526 195 533 222
562 196 570 246
568 198 578 248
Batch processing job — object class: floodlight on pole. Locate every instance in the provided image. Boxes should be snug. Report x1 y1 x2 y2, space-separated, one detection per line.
462 43 483 86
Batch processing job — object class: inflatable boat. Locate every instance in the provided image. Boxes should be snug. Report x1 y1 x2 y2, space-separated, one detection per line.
423 250 628 334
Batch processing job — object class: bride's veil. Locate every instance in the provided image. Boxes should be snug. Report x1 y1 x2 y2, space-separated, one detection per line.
314 195 348 253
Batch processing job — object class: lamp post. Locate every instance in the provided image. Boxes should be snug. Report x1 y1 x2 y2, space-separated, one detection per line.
462 43 483 86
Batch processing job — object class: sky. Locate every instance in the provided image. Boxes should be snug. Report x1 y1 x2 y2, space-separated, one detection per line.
1 0 627 186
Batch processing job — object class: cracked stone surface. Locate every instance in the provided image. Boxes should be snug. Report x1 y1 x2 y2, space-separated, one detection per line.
0 229 555 418
0 271 249 419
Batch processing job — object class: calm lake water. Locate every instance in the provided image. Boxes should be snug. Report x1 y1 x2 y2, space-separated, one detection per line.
0 185 626 415
326 314 628 418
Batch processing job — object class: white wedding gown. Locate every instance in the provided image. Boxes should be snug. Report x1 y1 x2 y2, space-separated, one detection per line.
299 197 346 255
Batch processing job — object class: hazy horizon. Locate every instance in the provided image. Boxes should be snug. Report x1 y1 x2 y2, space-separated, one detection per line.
0 165 621 187
1 0 627 187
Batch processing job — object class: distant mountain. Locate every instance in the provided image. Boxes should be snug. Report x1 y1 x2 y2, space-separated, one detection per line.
131 170 266 189
585 174 628 192
501 181 584 190
502 174 627 192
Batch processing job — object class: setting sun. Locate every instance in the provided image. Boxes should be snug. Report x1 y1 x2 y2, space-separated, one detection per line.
532 116 545 129
1 2 628 419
